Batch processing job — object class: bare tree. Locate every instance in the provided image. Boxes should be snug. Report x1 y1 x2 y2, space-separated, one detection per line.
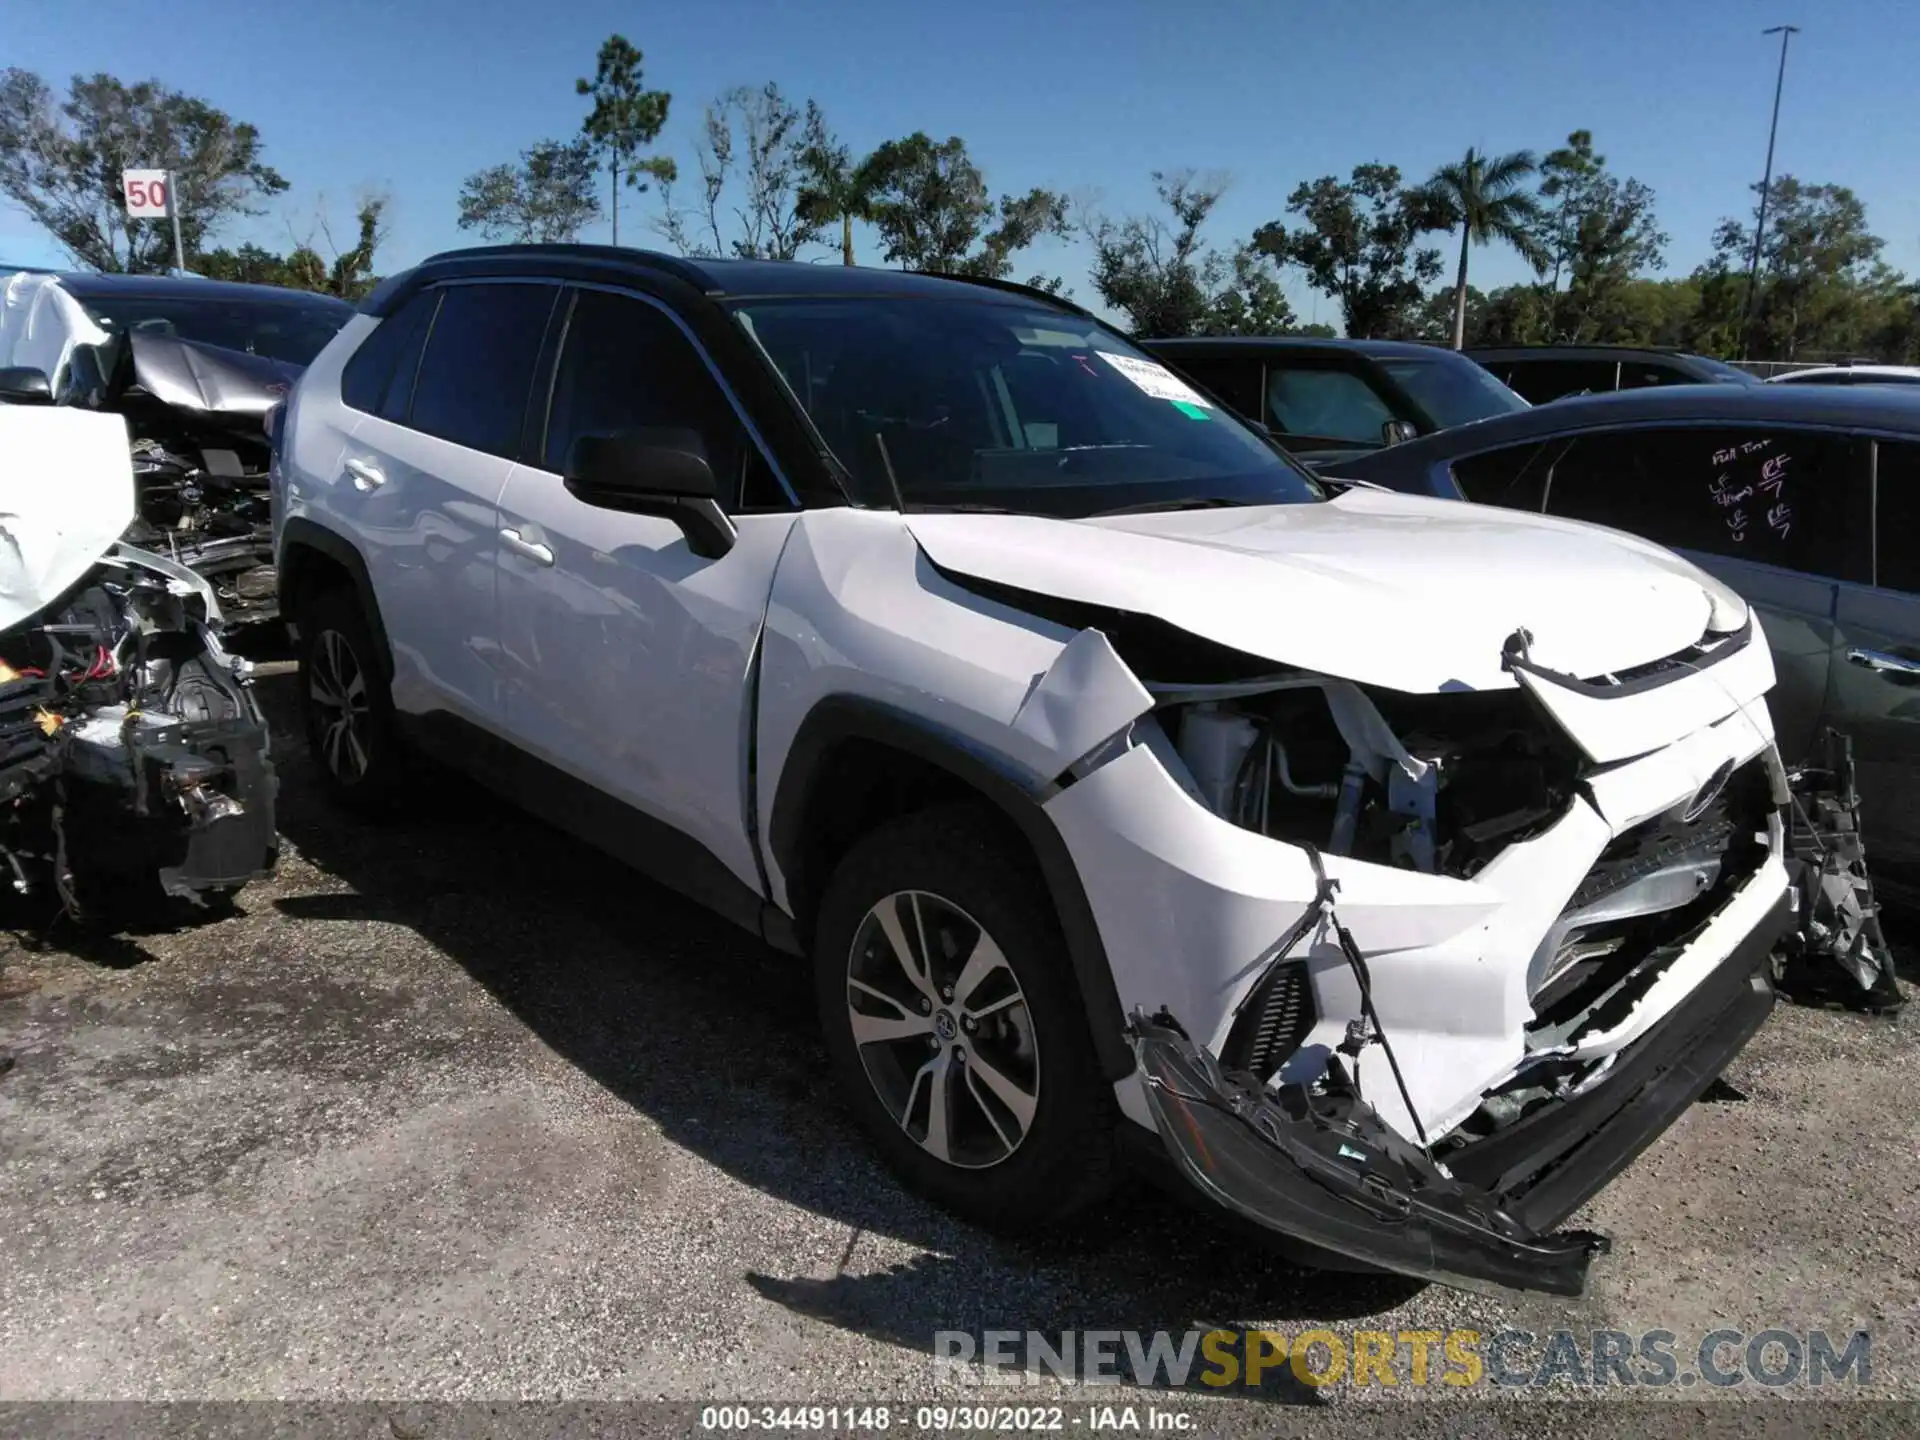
655 84 829 260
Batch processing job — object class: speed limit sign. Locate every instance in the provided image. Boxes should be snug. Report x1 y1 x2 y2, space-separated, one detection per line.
123 169 171 218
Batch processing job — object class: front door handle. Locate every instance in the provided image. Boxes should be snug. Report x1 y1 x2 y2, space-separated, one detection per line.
1846 646 1920 677
343 457 386 492
499 527 554 566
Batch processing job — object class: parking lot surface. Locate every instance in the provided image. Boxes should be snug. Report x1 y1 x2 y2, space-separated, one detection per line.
0 670 1915 1426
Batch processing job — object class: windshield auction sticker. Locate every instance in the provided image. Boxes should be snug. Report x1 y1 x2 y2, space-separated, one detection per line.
1096 352 1215 408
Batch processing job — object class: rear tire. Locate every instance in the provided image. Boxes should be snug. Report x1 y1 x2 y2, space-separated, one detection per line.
813 804 1116 1231
296 586 404 812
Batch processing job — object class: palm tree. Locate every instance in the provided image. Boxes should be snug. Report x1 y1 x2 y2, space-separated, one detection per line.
1422 147 1550 349
795 110 869 266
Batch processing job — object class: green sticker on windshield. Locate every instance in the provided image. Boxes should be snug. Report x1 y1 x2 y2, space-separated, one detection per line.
1171 400 1211 420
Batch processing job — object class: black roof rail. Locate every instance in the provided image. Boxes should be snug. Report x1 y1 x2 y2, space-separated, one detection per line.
416 243 717 290
903 270 1100 322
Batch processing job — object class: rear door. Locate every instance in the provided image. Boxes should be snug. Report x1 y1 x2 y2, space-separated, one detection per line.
335 281 561 726
1828 438 1920 882
1538 424 1871 765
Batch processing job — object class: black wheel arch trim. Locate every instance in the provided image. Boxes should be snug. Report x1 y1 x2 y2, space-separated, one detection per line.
277 518 394 681
770 694 1134 1082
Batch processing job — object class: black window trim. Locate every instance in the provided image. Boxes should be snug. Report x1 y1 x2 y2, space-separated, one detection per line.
1869 437 1881 589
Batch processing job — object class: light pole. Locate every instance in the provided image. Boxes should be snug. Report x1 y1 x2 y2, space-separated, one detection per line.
1740 23 1800 359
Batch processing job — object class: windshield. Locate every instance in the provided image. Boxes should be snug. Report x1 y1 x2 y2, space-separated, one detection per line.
1378 354 1530 429
1689 355 1758 383
76 292 353 366
733 297 1324 515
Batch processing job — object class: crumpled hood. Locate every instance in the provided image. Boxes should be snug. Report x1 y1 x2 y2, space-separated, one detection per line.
906 487 1742 693
0 406 136 632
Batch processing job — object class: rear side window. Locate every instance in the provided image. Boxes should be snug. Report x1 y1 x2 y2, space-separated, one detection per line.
1499 359 1619 403
1875 441 1920 593
340 294 430 415
1452 441 1558 510
1544 426 1866 580
1265 366 1397 446
1619 362 1694 391
1160 356 1261 420
409 283 560 459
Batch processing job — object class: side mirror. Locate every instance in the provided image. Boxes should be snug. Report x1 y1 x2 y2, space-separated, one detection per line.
564 427 737 559
0 366 53 405
1381 419 1419 446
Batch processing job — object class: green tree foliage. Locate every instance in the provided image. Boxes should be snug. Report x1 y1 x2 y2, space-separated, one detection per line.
1707 176 1888 360
198 197 388 301
854 133 1068 277
457 138 600 244
1529 131 1667 342
1256 165 1441 339
1085 170 1295 336
575 34 674 245
656 85 829 260
1420 147 1548 349
0 68 287 272
457 138 599 245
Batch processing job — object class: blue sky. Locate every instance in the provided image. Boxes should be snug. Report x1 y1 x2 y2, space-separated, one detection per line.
5 0 1916 328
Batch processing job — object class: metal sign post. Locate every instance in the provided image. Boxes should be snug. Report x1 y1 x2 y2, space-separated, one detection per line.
166 170 186 275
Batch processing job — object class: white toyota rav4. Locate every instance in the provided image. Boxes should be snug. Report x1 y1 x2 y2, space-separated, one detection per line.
273 247 1792 1296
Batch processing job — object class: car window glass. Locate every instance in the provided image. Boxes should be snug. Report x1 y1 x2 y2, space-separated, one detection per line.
1160 356 1262 420
1378 355 1529 427
1452 442 1557 510
1264 367 1397 445
1619 363 1690 390
1500 359 1619 403
378 295 435 423
409 283 559 459
542 289 774 510
73 292 351 365
339 292 434 419
1545 427 1862 580
1875 441 1920 593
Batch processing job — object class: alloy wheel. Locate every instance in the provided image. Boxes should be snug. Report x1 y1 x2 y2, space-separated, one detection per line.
308 628 371 783
845 889 1040 1170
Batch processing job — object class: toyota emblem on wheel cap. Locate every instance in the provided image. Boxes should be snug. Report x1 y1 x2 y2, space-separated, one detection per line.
1682 759 1737 822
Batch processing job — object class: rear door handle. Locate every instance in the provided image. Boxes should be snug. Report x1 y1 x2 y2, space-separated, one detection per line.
499 527 554 566
1846 647 1920 676
343 457 386 492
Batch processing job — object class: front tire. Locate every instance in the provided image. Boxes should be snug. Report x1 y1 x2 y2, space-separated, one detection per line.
813 805 1115 1231
296 586 404 811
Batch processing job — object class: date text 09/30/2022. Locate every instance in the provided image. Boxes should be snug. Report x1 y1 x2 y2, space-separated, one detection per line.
698 1406 1194 1432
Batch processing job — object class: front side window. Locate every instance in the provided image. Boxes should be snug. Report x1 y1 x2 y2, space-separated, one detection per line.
1264 366 1397 447
1499 359 1619 403
408 283 559 459
540 289 783 509
73 291 352 365
1377 355 1529 428
1452 441 1559 510
1544 426 1866 580
733 297 1321 516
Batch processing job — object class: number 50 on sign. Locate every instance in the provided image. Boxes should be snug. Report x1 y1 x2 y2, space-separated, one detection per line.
123 169 171 218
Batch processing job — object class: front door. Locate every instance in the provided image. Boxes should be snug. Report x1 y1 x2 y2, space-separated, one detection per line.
1828 438 1920 888
493 285 799 898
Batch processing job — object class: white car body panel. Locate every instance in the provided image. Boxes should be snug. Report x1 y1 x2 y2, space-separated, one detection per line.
0 272 109 394
902 487 1721 694
494 464 800 895
0 406 135 629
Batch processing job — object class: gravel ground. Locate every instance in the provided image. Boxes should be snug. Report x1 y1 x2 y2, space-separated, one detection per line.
0 668 1914 1432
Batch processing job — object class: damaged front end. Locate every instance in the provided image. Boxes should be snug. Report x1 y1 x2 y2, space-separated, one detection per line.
1021 607 1790 1299
55 329 292 627
0 407 277 916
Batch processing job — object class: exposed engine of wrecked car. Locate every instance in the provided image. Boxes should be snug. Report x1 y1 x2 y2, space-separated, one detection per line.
0 552 277 914
54 329 293 626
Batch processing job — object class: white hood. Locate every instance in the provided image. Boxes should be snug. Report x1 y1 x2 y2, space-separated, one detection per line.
0 406 135 632
906 487 1740 694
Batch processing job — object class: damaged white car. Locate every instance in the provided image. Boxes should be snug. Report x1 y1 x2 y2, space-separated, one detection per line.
0 405 277 914
275 249 1792 1297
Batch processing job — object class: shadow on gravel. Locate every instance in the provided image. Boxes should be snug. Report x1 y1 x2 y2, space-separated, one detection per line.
255 674 1422 1405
